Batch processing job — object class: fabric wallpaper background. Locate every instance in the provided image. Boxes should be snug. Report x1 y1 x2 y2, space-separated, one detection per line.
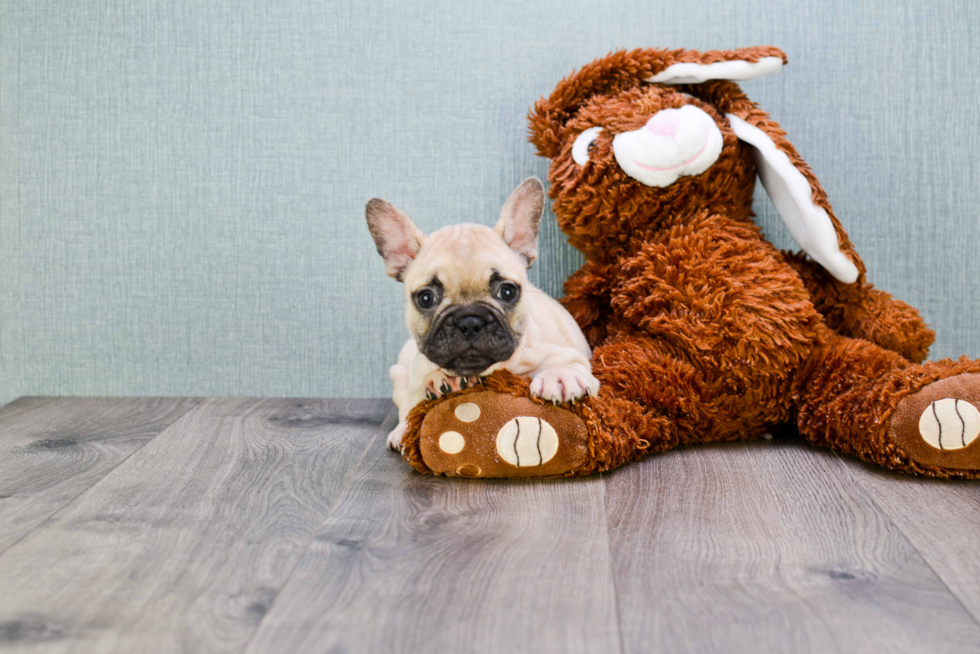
1 0 978 404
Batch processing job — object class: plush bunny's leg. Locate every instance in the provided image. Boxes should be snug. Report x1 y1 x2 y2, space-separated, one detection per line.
793 335 980 477
593 333 791 445
398 368 671 478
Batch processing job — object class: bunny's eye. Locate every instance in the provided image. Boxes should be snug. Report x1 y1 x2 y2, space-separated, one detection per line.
572 127 603 166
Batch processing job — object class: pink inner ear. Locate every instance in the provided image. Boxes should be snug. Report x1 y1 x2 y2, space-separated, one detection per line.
391 241 417 261
375 220 415 257
386 223 420 266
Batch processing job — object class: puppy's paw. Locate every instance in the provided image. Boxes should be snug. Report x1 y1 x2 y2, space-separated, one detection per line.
422 371 481 400
530 366 600 404
387 421 408 452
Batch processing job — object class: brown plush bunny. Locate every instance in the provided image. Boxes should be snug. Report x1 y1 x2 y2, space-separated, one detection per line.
399 46 980 479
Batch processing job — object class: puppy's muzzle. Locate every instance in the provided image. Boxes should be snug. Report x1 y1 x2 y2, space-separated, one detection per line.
420 304 518 376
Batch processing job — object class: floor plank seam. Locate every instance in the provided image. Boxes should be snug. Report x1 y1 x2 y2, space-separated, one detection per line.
0 398 205 560
599 471 629 654
238 408 395 653
832 450 980 630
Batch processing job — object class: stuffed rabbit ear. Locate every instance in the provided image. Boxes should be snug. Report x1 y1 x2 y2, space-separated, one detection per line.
726 114 859 283
691 81 863 284
647 52 862 283
646 54 784 84
528 46 787 159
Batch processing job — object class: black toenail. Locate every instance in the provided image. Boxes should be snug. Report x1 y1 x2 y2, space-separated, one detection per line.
460 377 469 389
426 389 435 400
440 382 451 395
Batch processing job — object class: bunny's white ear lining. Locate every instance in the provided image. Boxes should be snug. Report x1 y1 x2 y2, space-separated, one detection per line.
726 114 860 284
646 57 784 85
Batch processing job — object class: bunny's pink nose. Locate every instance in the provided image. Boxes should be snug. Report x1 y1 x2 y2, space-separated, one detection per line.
645 112 682 138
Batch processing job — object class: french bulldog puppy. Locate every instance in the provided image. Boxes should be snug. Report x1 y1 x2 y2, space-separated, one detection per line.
366 177 600 451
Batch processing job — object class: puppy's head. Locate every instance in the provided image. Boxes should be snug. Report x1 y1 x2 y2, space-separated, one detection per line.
366 177 545 377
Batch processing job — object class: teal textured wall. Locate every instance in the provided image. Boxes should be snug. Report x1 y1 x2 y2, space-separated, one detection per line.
1 0 978 404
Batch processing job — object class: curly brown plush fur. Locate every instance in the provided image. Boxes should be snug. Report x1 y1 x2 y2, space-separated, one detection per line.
400 46 980 479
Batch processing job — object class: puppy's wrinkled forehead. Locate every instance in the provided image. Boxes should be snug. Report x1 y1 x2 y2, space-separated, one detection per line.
404 224 525 297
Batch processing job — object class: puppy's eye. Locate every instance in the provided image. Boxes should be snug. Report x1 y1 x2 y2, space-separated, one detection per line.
414 289 437 310
572 126 603 165
495 282 520 303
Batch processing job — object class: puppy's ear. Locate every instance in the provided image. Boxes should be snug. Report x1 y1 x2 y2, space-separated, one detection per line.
365 199 427 281
494 177 545 268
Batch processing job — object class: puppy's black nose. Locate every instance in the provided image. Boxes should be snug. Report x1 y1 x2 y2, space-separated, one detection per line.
456 315 487 341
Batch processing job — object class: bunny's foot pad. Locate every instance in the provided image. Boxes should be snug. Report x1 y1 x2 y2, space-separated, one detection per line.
417 391 590 478
890 372 980 472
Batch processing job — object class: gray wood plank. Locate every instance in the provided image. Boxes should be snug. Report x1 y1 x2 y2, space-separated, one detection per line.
0 398 389 654
0 397 201 554
196 396 390 420
604 438 980 654
841 458 980 623
244 414 622 654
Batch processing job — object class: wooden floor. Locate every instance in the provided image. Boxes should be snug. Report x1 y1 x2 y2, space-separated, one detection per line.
1 398 980 653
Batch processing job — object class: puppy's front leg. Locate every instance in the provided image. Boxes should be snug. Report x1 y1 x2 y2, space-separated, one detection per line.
526 345 601 404
531 361 600 403
388 339 474 451
420 370 481 399
386 359 411 451
387 339 433 451
388 361 482 451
